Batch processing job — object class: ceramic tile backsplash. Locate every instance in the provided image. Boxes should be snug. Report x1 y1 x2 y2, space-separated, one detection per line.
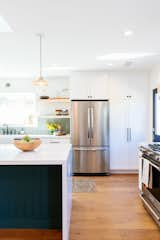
0 118 70 135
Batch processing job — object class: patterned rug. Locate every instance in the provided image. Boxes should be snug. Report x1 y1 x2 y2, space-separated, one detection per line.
72 179 96 192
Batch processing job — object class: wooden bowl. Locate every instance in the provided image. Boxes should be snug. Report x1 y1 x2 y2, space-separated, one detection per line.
13 138 42 152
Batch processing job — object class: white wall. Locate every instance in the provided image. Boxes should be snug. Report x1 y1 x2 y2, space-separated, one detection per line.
0 76 70 97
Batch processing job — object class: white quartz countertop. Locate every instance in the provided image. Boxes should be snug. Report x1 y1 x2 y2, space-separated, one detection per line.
0 143 72 165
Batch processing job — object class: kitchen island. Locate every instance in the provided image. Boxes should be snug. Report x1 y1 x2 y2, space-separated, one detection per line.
0 143 72 240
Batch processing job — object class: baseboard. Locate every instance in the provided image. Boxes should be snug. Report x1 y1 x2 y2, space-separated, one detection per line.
110 169 138 174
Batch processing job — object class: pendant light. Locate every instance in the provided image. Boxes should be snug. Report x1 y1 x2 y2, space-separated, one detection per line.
32 34 48 86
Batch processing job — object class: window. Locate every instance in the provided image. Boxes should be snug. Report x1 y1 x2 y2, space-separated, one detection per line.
153 88 160 141
0 93 37 127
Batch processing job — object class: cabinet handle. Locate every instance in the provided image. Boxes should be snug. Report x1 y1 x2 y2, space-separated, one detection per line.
127 128 132 142
127 128 129 142
140 195 160 221
129 128 132 141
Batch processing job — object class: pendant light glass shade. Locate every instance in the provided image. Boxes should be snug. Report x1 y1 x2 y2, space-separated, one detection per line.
32 34 48 86
32 76 48 86
157 81 160 93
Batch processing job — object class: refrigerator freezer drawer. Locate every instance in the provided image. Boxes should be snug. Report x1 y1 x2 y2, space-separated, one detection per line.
73 148 110 174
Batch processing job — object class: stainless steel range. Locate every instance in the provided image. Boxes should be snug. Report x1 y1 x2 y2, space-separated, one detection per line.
139 144 160 226
140 144 160 166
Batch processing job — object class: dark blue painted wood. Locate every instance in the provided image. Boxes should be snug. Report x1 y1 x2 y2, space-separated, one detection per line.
0 165 62 229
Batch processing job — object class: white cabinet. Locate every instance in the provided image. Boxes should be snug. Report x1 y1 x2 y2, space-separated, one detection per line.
70 77 91 99
109 97 129 170
91 74 109 99
110 72 149 171
70 72 109 99
70 70 149 171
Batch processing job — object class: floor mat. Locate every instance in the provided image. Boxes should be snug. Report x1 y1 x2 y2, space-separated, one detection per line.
72 179 96 192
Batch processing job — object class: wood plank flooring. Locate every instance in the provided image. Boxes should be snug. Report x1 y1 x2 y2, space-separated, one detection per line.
0 175 159 239
0 229 61 240
70 175 160 240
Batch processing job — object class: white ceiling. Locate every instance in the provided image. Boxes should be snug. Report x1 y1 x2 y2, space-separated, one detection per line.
0 0 160 77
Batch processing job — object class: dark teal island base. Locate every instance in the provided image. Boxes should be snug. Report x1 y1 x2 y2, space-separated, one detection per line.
0 165 62 229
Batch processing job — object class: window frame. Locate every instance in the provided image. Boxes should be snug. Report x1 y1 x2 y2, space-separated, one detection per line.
153 88 160 142
0 92 38 128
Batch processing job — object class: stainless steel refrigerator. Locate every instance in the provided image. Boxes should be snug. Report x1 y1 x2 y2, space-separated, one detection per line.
71 100 110 174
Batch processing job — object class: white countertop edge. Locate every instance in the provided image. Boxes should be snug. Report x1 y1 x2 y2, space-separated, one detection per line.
0 134 71 139
0 160 67 165
0 143 72 165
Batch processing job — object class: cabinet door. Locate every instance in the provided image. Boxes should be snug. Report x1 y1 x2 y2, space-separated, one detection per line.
91 73 109 99
70 78 90 99
110 97 129 170
127 75 149 169
110 74 149 171
70 72 109 100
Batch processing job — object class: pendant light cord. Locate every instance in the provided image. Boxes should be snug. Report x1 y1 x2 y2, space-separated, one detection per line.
39 34 42 78
33 33 48 86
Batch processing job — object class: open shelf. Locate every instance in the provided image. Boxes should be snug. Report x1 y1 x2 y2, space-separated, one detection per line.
39 115 71 119
39 98 70 103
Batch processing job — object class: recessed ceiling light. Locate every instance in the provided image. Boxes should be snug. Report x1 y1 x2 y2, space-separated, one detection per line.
107 63 113 66
124 30 133 37
0 16 13 32
97 53 158 61
124 61 133 67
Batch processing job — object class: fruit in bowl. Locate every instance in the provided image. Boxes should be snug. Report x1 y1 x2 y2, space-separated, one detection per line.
13 135 42 152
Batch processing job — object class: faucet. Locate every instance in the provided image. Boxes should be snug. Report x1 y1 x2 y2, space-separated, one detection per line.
3 124 9 135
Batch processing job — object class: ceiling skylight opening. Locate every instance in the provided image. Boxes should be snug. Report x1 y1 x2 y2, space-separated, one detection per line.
97 53 159 61
0 16 13 32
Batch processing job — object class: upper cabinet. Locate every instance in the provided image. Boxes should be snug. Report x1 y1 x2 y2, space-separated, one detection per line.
70 72 109 100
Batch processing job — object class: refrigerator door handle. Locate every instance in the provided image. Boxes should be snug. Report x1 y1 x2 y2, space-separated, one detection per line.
91 107 94 138
88 108 91 139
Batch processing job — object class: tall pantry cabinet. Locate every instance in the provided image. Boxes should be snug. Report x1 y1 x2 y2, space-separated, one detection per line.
109 72 149 171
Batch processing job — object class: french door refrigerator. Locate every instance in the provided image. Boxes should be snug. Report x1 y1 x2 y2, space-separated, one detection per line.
71 100 110 174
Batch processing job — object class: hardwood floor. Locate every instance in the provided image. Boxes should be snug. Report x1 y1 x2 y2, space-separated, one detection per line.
70 175 160 240
0 229 61 240
0 175 159 239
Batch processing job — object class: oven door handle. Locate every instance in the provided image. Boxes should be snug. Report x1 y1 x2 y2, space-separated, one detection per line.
142 157 160 171
140 194 160 221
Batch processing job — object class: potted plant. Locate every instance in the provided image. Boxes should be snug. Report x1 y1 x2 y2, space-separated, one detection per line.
46 122 58 135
